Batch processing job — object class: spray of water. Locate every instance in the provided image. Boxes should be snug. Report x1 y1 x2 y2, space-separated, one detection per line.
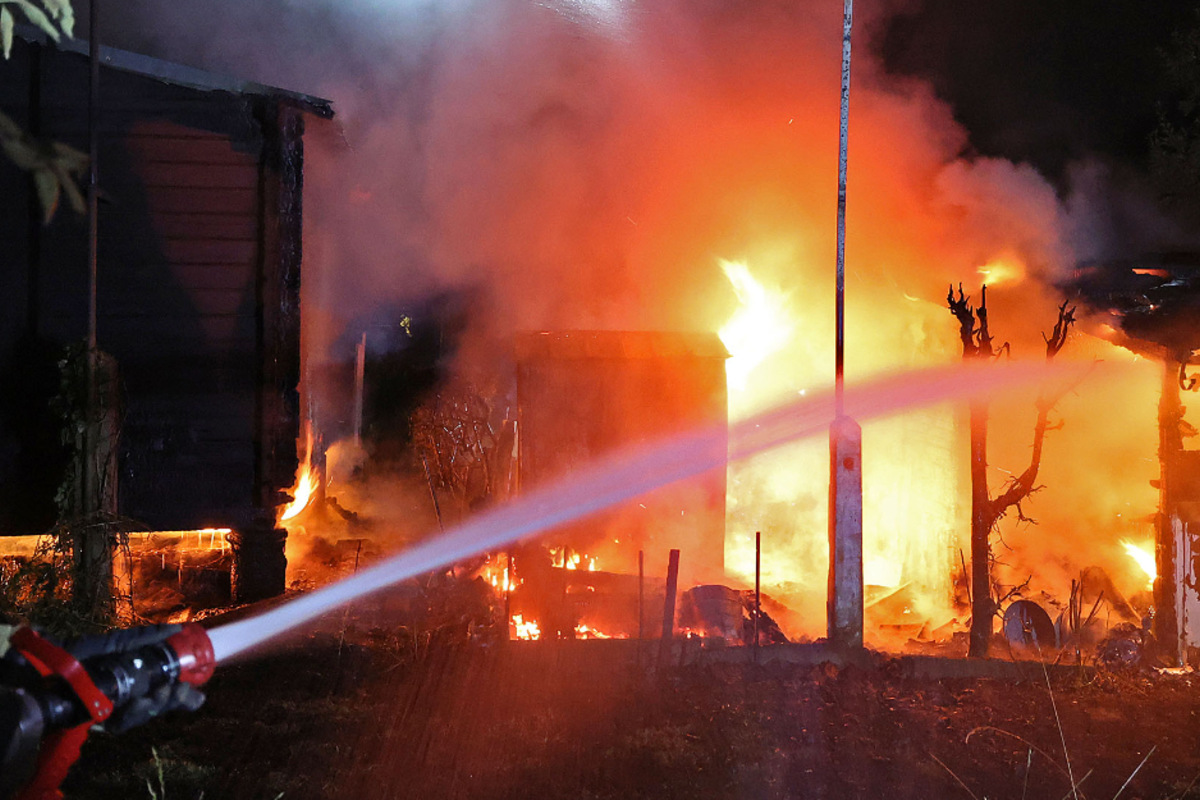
208 360 1091 662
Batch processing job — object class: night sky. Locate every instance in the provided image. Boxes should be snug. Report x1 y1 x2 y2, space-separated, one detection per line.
878 1 1196 183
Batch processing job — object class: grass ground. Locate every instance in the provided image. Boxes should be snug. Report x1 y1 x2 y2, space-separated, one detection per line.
59 626 1200 800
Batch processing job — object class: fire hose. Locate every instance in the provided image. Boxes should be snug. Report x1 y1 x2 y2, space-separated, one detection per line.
0 623 214 800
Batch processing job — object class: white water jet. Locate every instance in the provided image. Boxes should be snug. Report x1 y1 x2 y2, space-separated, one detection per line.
209 360 1089 662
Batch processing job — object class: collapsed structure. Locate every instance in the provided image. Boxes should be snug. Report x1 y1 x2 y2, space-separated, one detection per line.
1070 255 1200 665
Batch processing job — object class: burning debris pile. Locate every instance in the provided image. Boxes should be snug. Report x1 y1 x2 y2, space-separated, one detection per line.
1068 255 1200 361
266 259 1173 666
0 528 236 626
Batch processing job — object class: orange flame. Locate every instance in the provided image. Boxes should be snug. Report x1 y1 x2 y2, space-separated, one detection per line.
280 463 317 522
281 424 318 523
550 547 598 572
718 260 793 392
718 257 962 638
1121 540 1156 587
479 555 520 592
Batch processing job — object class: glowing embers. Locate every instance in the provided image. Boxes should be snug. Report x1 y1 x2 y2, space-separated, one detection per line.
509 616 620 641
549 546 597 572
511 614 542 641
1121 540 1156 588
129 528 232 551
718 259 794 392
574 622 615 640
120 528 236 618
478 547 638 641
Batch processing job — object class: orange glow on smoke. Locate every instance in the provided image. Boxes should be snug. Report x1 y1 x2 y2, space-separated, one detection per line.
293 3 1167 651
975 258 1026 287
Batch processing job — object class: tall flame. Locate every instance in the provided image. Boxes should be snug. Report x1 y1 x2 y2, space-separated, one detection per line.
280 466 317 522
718 260 794 392
281 424 317 522
718 258 963 639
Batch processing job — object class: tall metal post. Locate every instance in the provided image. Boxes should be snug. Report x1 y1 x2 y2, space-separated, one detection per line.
827 0 864 650
754 530 761 660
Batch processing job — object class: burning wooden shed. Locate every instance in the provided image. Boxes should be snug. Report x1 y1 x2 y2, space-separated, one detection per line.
0 30 332 601
514 331 729 588
1069 255 1200 664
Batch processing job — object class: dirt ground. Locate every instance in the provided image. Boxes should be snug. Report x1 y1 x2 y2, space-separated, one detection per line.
60 624 1200 800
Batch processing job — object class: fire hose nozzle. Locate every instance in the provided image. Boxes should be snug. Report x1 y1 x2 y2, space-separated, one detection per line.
165 623 215 686
0 623 217 800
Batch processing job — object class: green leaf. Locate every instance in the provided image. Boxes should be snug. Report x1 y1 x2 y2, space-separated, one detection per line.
52 162 85 214
1 8 12 59
38 0 67 20
37 0 72 36
58 1 71 36
13 0 59 42
51 140 87 173
33 168 60 225
40 0 71 36
0 132 41 171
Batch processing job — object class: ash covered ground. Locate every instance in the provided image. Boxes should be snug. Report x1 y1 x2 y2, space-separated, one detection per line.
64 609 1200 800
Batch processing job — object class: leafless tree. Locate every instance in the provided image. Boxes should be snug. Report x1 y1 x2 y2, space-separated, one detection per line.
948 284 1075 657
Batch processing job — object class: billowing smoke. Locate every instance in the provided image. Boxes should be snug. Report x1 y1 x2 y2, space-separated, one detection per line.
103 0 1084 349
102 0 1182 638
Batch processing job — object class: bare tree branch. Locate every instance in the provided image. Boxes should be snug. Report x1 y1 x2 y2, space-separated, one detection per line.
948 286 1077 658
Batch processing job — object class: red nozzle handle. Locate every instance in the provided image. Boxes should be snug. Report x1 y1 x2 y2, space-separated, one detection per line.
165 624 216 686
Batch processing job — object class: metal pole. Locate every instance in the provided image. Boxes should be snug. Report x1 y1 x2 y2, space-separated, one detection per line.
834 0 853 418
827 0 864 651
754 531 761 659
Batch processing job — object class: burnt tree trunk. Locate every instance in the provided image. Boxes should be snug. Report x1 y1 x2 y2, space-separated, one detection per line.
950 285 997 658
947 285 1075 658
968 399 991 657
73 349 120 621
